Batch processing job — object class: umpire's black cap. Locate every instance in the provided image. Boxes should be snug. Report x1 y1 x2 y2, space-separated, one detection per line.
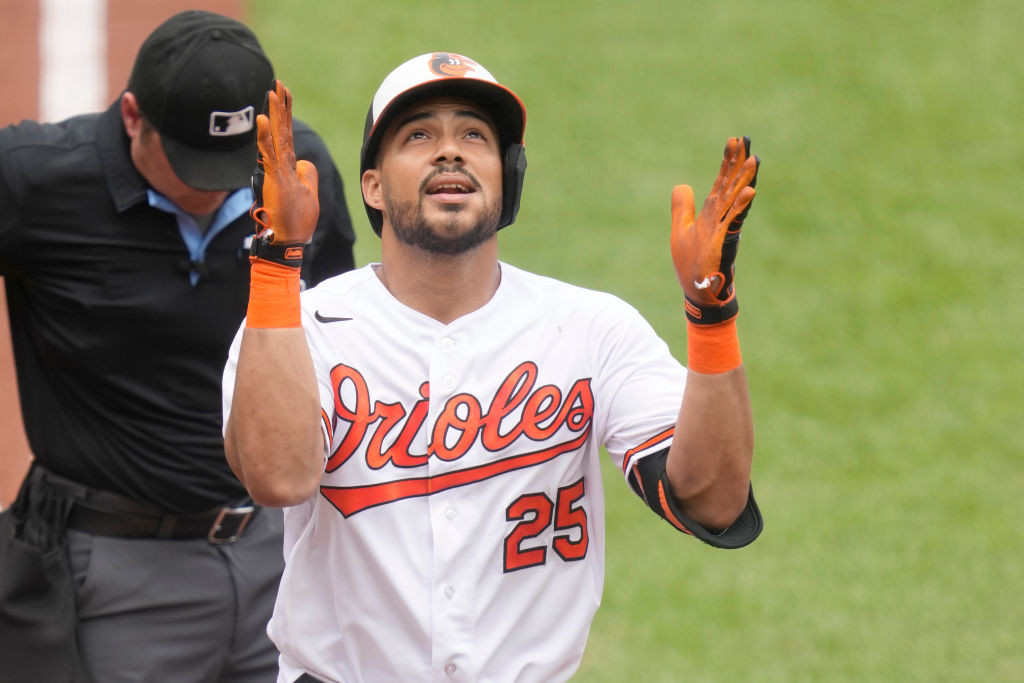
128 10 273 191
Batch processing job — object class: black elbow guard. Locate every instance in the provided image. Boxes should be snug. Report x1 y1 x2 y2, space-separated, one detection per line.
626 448 763 549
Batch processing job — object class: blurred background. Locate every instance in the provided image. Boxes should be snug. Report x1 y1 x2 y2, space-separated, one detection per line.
2 1 1021 680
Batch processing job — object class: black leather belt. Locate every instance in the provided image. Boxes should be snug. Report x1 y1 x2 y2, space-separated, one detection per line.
67 500 257 543
25 463 259 544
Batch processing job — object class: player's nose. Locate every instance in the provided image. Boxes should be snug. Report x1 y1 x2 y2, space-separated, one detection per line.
433 133 465 165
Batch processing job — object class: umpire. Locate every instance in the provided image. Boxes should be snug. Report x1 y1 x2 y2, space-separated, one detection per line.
0 10 355 682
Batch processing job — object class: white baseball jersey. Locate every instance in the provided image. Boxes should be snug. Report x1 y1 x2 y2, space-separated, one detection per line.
223 262 687 683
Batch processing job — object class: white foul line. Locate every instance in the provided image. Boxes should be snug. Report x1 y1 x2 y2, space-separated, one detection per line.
39 0 107 122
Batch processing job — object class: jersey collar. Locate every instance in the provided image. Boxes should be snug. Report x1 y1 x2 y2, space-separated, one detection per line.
95 100 150 213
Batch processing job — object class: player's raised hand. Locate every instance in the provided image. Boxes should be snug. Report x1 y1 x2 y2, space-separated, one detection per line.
250 79 319 245
670 136 759 325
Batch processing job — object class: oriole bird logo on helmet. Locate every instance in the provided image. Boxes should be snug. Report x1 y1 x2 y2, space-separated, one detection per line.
429 53 477 78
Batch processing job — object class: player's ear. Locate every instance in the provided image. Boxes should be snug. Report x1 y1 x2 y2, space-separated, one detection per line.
362 169 384 211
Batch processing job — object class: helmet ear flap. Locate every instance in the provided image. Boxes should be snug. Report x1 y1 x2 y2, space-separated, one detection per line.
498 143 527 230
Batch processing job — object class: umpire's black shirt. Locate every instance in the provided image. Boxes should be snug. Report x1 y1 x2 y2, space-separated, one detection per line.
0 102 355 513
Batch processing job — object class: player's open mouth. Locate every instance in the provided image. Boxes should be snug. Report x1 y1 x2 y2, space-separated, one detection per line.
427 183 472 194
424 173 477 199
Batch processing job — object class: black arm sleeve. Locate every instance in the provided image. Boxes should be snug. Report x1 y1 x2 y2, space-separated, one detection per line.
627 448 763 549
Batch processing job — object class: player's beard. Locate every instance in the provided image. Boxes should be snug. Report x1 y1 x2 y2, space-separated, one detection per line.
385 171 501 256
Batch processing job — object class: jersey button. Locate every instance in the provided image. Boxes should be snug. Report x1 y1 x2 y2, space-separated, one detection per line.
441 336 455 349
444 585 455 599
443 375 456 389
445 508 457 521
445 662 457 676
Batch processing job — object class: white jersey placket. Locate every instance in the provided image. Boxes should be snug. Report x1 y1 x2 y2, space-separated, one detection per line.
426 328 475 681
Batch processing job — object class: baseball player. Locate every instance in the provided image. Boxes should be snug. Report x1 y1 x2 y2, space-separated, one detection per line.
223 53 763 682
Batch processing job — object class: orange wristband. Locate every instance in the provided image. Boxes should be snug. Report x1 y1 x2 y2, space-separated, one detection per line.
686 318 742 374
246 259 302 328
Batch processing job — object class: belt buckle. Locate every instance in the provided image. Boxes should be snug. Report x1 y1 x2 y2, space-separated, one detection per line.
207 505 255 544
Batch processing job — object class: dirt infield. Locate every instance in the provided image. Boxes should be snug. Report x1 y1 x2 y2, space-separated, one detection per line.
0 0 243 506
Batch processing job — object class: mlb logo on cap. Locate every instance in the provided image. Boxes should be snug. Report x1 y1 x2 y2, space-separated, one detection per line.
210 107 255 136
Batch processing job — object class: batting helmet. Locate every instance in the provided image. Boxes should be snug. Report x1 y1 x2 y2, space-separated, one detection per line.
359 52 527 235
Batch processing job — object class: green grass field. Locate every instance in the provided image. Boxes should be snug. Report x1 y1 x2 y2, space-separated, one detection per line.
247 1 1023 680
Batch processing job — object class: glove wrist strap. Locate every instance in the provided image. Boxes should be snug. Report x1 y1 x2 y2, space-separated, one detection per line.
684 294 738 325
249 232 305 270
686 318 742 374
246 260 302 328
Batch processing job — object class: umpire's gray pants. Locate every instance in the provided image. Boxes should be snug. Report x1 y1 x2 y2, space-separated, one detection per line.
67 507 284 683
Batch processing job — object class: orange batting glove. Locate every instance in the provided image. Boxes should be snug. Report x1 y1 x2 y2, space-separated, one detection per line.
246 80 319 329
670 136 759 325
249 79 320 266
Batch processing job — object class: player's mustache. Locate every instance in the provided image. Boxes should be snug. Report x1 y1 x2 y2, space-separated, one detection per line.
419 165 481 193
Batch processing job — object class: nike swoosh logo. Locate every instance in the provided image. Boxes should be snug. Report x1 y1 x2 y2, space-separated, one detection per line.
314 311 353 324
